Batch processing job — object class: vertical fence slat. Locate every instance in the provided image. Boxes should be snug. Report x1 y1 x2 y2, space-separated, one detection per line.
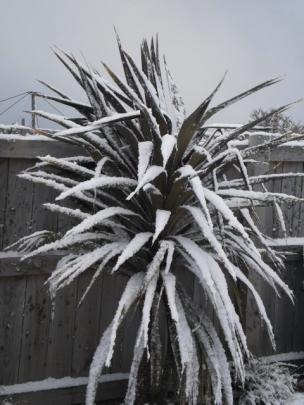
46 282 78 378
71 272 103 377
18 274 51 382
0 276 27 384
98 272 127 374
0 158 9 250
292 257 304 351
31 184 58 234
3 159 36 247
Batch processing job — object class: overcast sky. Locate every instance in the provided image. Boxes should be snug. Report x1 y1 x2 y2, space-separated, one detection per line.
1 0 304 127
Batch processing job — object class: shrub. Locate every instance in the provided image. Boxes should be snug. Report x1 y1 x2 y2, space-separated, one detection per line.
236 358 296 405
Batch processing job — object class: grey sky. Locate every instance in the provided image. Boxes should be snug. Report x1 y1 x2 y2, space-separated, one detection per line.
1 0 303 127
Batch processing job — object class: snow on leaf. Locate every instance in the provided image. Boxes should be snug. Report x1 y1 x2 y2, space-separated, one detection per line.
144 241 168 286
142 273 158 348
113 232 153 272
49 243 126 292
138 141 153 180
38 155 95 177
127 165 165 200
85 322 113 405
56 176 137 201
217 188 303 204
55 110 141 137
175 293 195 367
273 201 287 238
106 272 145 366
161 134 176 167
175 236 246 380
124 326 145 405
164 240 175 274
183 205 236 280
142 182 162 196
94 157 109 177
22 232 107 260
203 187 250 241
152 209 171 244
182 165 213 229
234 265 275 347
66 207 139 237
43 203 89 220
162 272 178 322
19 173 106 209
78 245 127 306
163 58 186 132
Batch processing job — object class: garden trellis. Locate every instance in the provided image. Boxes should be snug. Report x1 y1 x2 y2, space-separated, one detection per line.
1 35 304 404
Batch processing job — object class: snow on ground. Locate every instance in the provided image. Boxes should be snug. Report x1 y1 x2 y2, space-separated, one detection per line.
262 351 304 363
289 393 304 404
0 373 128 396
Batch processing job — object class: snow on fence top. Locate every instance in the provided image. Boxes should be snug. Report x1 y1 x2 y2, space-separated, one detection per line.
1 128 304 161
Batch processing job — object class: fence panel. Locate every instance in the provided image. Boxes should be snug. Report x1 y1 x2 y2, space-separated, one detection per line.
1 134 304 401
246 134 304 356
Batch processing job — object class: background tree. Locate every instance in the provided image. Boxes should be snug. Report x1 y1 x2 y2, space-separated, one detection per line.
250 108 304 134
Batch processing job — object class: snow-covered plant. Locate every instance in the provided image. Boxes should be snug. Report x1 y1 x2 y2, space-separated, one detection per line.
8 34 304 404
236 358 296 405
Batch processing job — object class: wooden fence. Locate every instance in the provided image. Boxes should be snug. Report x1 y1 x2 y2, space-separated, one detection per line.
245 134 304 356
0 136 136 404
0 133 304 403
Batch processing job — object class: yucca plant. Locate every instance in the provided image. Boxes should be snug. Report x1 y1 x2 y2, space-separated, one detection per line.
8 33 304 404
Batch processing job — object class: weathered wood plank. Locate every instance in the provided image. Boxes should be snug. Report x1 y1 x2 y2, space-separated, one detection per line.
291 162 304 237
110 274 129 374
71 271 103 377
56 200 79 235
0 158 9 250
2 159 35 248
18 275 52 382
246 140 277 355
97 272 127 375
0 276 27 384
292 256 304 352
46 282 78 378
31 183 58 234
249 133 304 162
0 137 83 159
280 162 298 237
273 260 296 353
0 252 64 277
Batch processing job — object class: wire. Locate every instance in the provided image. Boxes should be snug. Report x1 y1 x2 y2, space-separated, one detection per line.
16 93 30 125
43 98 64 115
0 91 29 103
0 94 29 118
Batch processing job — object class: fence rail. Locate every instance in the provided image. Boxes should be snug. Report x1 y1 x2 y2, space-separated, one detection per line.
0 133 304 402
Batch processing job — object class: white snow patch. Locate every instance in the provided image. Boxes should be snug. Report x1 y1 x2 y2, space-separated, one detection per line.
153 209 171 243
113 232 152 271
127 165 164 200
0 373 128 395
138 141 153 180
262 351 304 363
288 393 304 404
161 134 176 167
